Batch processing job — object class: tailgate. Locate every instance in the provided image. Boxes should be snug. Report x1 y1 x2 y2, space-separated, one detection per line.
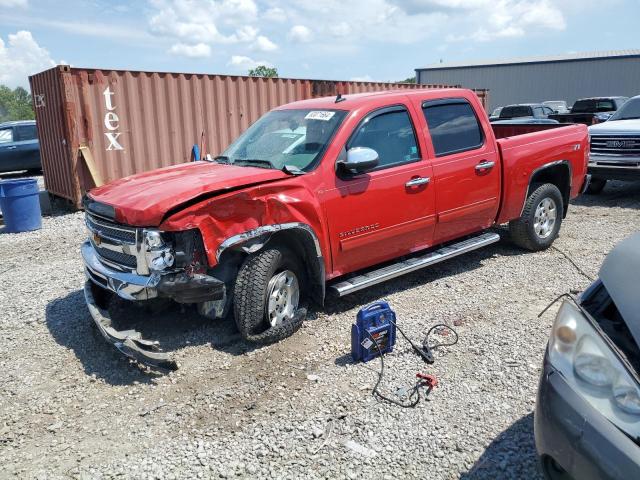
495 124 588 224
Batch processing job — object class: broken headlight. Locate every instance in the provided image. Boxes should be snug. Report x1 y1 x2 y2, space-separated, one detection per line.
548 300 640 438
143 230 175 271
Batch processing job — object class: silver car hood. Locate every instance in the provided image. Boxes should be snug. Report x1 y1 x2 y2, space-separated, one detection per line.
599 232 640 347
589 119 640 135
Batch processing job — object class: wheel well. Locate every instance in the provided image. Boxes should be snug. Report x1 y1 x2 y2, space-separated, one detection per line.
529 163 571 217
217 228 325 306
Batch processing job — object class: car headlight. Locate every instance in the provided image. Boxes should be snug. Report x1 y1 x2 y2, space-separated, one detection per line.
143 230 175 271
144 230 165 250
548 300 640 439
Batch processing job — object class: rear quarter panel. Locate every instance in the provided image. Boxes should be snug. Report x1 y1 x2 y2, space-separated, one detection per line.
496 124 588 224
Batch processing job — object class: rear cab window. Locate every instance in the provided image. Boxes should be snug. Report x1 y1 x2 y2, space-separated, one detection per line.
347 106 420 169
0 127 14 143
422 99 484 157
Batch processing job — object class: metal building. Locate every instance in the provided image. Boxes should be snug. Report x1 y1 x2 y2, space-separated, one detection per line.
416 50 640 111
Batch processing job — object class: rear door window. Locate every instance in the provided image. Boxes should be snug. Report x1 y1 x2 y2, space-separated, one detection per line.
0 128 13 143
348 107 420 169
15 124 37 141
422 99 484 157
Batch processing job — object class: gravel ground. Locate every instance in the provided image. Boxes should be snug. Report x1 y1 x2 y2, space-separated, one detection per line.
1 179 639 479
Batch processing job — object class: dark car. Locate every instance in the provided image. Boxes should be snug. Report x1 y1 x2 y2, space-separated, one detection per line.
492 103 556 122
549 97 628 125
535 232 640 480
0 120 41 173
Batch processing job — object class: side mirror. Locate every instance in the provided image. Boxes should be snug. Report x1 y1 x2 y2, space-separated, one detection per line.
339 147 379 174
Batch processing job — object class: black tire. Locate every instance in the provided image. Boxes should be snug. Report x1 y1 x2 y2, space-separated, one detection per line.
585 177 606 194
509 183 563 251
233 248 306 344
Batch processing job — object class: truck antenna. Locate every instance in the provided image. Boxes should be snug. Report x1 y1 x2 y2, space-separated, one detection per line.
335 93 346 103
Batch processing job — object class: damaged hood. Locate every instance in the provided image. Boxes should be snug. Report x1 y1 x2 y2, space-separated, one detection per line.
599 231 640 348
88 162 289 226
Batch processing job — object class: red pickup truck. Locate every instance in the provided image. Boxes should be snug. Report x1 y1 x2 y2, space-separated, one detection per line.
82 89 589 368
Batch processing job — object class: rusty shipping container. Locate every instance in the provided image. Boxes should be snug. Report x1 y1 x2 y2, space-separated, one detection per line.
29 65 489 208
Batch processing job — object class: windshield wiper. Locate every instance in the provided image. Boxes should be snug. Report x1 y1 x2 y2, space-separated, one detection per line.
233 158 275 169
213 155 230 164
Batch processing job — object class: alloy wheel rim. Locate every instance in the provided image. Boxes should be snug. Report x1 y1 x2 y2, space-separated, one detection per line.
534 197 557 239
266 270 300 327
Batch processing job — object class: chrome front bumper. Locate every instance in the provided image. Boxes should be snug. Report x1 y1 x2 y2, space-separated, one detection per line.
84 280 178 370
82 241 159 301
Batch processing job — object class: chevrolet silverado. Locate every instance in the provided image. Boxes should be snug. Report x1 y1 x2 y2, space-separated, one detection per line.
81 89 589 368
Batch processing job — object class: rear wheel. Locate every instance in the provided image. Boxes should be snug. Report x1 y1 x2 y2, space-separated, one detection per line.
233 248 306 344
510 183 563 251
585 177 606 194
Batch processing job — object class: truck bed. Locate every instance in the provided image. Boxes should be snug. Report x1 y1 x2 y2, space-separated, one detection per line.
494 123 588 224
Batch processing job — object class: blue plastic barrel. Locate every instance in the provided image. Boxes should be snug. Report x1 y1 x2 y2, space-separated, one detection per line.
0 178 42 233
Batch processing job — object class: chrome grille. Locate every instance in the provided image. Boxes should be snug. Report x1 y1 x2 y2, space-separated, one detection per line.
86 214 136 244
85 213 141 272
590 135 640 156
94 246 137 268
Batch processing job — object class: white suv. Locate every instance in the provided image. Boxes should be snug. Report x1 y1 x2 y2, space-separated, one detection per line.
587 95 640 194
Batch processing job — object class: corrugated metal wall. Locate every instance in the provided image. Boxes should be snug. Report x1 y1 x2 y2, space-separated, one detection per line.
29 65 488 208
417 56 640 111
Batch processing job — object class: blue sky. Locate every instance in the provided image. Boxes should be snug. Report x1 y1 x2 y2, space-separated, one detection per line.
1 0 639 88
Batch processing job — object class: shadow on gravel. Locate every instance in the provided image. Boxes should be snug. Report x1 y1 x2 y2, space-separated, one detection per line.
460 413 542 480
324 230 525 316
45 289 253 385
572 180 640 210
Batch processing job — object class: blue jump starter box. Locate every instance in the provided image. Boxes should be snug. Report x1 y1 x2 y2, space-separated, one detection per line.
351 301 397 362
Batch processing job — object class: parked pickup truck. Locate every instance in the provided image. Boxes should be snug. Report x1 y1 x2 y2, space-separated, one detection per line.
550 97 628 125
81 89 589 368
586 95 640 194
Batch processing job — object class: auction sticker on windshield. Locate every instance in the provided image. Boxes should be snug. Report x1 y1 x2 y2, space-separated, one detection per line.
305 111 336 121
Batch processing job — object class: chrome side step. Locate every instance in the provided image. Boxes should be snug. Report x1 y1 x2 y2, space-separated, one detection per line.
329 232 500 297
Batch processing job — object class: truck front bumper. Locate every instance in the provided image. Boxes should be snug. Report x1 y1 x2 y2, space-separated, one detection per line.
82 240 225 369
84 281 178 370
82 240 225 303
588 156 640 181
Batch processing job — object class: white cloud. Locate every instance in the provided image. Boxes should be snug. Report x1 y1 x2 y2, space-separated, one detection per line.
0 0 28 7
253 35 277 52
349 75 373 82
148 0 259 45
168 42 211 57
228 55 273 71
288 25 312 43
437 0 566 42
0 31 56 88
264 7 286 22
329 22 351 37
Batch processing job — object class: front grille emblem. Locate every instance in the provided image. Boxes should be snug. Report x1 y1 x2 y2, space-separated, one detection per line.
605 140 635 148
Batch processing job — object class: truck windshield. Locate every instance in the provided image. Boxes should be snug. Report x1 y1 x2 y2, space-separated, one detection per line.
221 109 347 171
608 98 640 121
572 99 615 113
499 106 533 118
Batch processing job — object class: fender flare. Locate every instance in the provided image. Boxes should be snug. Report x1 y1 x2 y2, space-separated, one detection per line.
216 223 326 304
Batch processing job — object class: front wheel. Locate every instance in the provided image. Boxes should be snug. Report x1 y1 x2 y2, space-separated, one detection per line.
233 248 306 344
509 183 563 251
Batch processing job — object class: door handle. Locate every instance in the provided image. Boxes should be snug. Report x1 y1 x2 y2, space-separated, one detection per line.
475 160 495 171
6 146 17 150
405 177 430 187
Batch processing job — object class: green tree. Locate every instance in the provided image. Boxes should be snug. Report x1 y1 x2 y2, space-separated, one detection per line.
0 85 35 122
398 76 416 84
248 65 279 78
